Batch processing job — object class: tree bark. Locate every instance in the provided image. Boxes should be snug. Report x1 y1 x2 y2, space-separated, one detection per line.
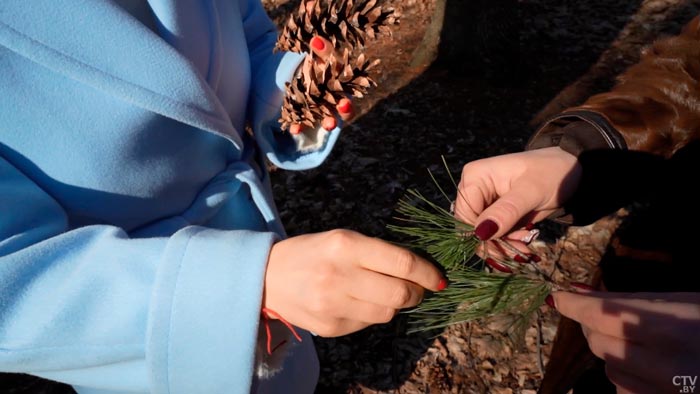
411 0 524 83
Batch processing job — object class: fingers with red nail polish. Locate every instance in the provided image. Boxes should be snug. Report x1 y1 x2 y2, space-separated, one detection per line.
528 254 542 263
336 98 354 121
513 254 528 264
475 220 499 241
311 37 325 51
485 258 513 273
545 294 556 308
437 278 448 291
309 35 332 60
337 98 351 113
321 116 337 131
289 124 303 135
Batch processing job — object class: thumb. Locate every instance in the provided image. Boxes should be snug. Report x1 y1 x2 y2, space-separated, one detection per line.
473 182 544 240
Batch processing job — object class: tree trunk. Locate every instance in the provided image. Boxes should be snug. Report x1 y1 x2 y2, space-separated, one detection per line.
411 0 525 83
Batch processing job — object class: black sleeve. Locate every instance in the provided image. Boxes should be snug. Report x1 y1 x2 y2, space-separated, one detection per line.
526 111 669 226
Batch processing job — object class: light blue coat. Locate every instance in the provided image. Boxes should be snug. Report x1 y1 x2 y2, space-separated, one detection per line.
0 1 339 393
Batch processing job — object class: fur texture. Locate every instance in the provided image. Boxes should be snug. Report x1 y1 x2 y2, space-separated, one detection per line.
575 15 700 157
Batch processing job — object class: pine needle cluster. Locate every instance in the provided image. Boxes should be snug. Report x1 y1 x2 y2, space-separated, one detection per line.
275 0 399 130
388 163 554 338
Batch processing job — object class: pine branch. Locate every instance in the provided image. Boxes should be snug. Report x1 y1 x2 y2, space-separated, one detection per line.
387 163 554 338
406 268 551 334
388 189 478 270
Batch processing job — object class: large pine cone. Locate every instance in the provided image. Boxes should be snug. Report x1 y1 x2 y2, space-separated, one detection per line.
275 0 398 131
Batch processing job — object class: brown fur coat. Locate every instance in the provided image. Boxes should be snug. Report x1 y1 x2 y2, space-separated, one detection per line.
578 15 700 156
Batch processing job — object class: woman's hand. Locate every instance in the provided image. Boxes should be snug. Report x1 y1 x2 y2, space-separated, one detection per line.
455 147 582 243
263 229 446 337
288 34 355 135
553 291 700 394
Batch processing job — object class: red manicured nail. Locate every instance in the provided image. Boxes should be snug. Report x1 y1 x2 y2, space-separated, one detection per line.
570 282 595 292
514 254 528 264
526 222 535 231
475 220 498 241
528 254 542 263
311 36 325 51
289 124 302 135
322 117 337 130
337 98 352 114
485 258 513 273
545 295 556 308
437 278 448 291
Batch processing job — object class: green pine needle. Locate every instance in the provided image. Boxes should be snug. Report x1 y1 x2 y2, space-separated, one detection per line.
387 189 478 270
406 268 550 334
387 162 552 337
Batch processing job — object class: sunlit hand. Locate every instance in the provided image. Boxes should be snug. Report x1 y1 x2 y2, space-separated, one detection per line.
553 291 700 394
263 230 447 337
454 147 581 260
288 34 355 135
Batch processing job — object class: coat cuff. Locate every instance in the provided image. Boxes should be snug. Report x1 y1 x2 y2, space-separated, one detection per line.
527 110 627 155
147 227 277 394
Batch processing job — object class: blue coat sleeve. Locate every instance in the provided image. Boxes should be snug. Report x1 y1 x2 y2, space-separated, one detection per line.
0 155 278 393
240 0 341 170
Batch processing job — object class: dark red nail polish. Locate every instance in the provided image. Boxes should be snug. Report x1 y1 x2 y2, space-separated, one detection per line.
311 37 325 51
337 99 352 114
528 254 542 263
514 254 528 264
526 222 535 231
475 220 498 241
322 117 337 130
545 295 556 308
485 258 513 273
437 278 448 291
570 282 595 292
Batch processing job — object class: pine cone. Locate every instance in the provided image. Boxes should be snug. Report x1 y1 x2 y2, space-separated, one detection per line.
279 49 380 130
276 0 399 131
276 0 399 53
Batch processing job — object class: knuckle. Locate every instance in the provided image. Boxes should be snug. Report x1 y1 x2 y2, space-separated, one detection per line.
495 198 522 223
461 160 484 176
376 307 396 323
314 321 339 338
460 164 473 185
389 284 412 308
394 250 416 278
407 288 425 308
325 229 354 253
586 333 605 359
307 296 330 314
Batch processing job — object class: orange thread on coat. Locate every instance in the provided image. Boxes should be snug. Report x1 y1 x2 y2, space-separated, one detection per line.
261 307 303 355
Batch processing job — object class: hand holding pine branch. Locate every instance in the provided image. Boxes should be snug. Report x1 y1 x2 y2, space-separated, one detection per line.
388 158 587 339
275 0 399 134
